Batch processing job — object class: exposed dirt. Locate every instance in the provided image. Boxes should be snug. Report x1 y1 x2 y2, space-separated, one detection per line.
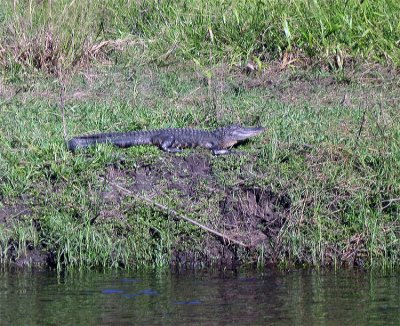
99 154 290 268
0 203 32 227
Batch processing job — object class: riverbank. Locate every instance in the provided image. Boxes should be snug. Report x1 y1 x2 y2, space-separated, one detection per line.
0 1 399 270
1 62 399 269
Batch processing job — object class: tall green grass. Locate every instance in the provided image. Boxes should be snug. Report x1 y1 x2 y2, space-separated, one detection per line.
0 0 399 77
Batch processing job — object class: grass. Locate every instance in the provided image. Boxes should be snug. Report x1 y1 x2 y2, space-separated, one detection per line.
0 1 399 270
1 61 399 269
0 0 399 78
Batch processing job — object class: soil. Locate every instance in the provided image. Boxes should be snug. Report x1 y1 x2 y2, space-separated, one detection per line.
99 153 290 268
0 203 31 227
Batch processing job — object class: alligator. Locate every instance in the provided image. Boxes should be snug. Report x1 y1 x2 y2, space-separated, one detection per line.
68 125 264 155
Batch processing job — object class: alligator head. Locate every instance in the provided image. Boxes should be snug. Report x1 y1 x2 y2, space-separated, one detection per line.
218 125 265 149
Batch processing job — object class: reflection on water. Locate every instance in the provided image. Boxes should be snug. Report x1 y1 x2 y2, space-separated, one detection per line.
0 268 398 325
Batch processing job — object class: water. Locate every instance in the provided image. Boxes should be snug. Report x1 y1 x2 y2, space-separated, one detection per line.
0 269 398 325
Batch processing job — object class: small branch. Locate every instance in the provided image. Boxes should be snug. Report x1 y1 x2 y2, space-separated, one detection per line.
8 208 30 220
110 182 249 248
382 197 400 210
354 107 367 150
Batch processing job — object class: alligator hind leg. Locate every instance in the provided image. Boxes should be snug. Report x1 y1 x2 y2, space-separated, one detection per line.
160 136 183 153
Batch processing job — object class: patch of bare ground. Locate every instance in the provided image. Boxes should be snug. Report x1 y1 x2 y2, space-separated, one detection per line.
0 202 31 227
97 154 290 268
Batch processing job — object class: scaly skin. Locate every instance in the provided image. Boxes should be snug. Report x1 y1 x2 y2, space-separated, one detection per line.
68 125 264 155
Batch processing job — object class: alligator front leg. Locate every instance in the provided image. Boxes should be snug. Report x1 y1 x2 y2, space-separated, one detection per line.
159 136 183 153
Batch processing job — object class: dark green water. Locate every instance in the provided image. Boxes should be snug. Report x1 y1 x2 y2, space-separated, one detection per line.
0 269 398 325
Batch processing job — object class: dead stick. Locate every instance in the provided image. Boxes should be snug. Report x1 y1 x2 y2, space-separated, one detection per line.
110 182 249 248
354 107 367 150
382 197 400 210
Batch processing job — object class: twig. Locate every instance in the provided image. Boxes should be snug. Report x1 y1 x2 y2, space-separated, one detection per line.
110 182 249 248
8 208 30 220
354 106 367 150
382 197 400 210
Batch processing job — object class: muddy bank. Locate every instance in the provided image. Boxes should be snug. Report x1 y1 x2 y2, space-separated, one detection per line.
0 153 290 269
100 154 290 268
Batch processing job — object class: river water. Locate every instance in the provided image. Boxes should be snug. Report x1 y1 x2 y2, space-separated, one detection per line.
0 268 398 325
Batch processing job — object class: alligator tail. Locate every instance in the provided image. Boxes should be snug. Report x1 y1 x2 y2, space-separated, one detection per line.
68 131 153 152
